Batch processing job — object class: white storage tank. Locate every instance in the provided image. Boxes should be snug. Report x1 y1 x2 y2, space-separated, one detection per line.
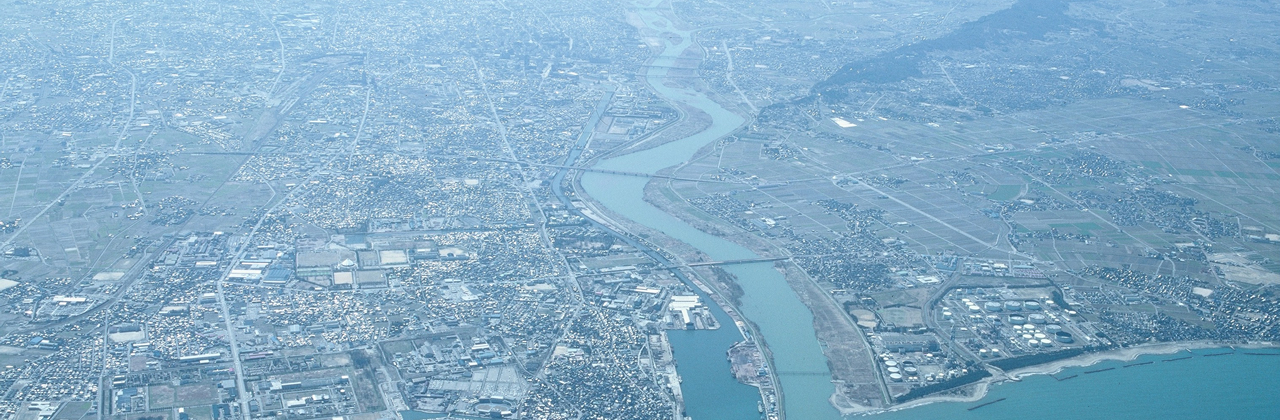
984 301 1004 312
1029 314 1048 324
1024 300 1042 311
1004 301 1023 311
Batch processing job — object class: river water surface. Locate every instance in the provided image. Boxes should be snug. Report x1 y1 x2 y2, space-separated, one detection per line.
578 4 1280 420
579 6 841 420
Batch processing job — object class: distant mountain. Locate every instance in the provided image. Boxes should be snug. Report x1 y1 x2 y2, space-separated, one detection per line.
815 0 1104 96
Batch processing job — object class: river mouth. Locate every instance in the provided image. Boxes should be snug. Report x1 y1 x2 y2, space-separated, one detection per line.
576 5 842 420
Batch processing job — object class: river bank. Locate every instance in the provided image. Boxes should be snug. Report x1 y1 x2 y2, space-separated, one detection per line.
639 174 890 413
579 5 847 417
574 4 803 419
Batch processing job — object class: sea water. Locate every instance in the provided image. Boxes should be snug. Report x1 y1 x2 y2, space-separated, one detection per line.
871 349 1280 420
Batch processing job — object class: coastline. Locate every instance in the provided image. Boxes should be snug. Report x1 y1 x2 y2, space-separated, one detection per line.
596 135 1280 419
873 341 1279 415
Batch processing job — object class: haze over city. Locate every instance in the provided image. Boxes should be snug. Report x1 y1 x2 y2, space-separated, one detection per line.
0 0 1278 420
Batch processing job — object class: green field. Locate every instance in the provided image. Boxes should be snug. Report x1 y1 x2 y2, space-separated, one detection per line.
987 184 1023 201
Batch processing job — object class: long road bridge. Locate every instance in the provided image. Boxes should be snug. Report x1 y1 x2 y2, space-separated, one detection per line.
575 256 794 277
679 256 792 268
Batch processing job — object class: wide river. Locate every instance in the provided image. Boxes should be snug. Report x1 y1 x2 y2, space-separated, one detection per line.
580 5 840 420
579 4 1280 420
